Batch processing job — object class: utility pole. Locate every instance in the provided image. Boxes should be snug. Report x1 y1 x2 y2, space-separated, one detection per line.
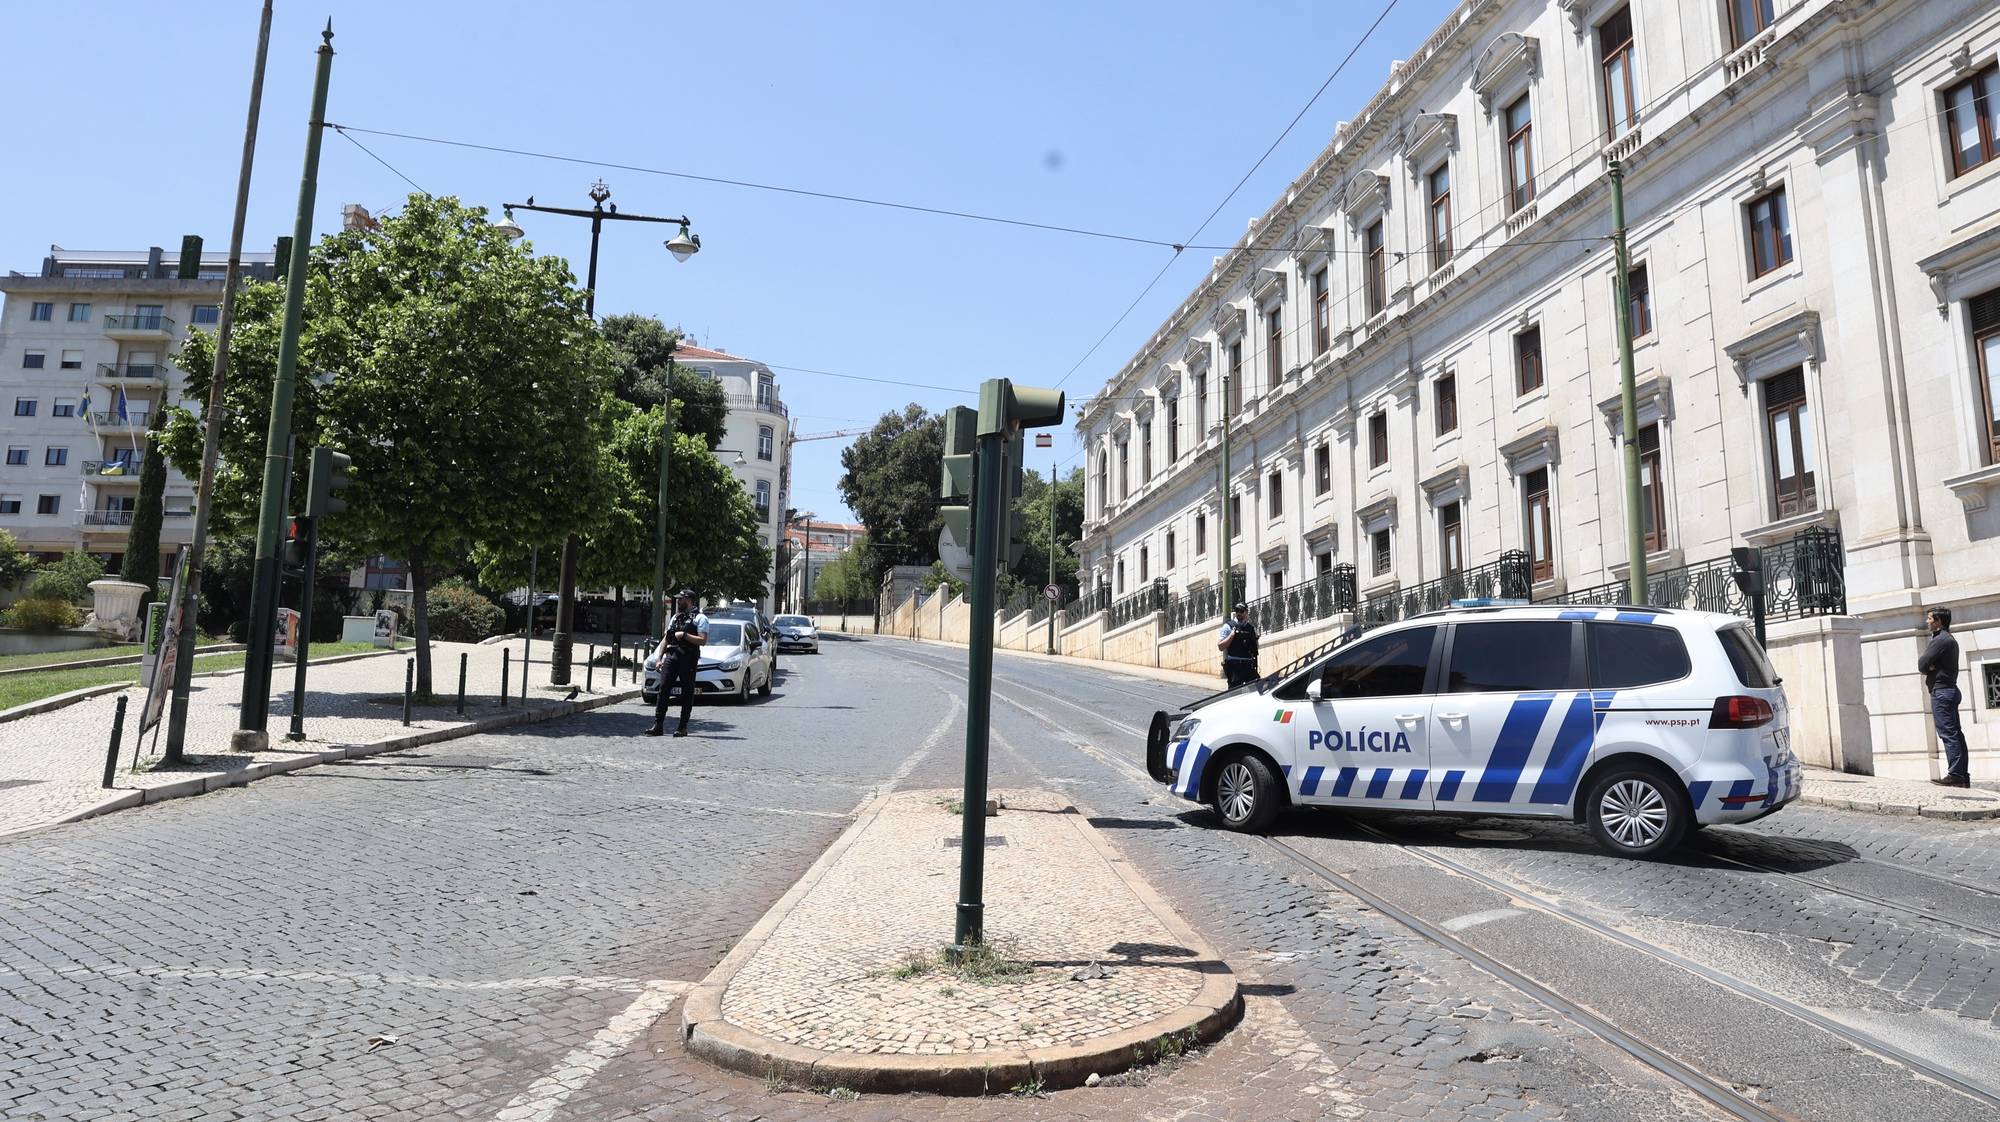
234 21 334 752
1610 160 1647 606
654 354 676 637
1041 431 1056 653
166 0 272 763
1217 366 1234 616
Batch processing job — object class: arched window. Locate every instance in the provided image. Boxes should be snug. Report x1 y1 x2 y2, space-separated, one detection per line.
758 426 774 460
755 479 772 520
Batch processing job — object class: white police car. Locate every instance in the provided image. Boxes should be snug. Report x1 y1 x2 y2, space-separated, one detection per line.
643 618 774 705
1146 605 1798 857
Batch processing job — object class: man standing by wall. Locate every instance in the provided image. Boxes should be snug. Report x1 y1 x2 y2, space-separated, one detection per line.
1921 607 1969 788
1217 601 1260 688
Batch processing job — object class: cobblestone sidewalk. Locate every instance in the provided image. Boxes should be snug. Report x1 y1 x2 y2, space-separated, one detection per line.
0 639 633 835
1802 765 2000 818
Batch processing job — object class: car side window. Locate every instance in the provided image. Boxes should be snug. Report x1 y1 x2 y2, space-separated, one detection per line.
1319 626 1436 699
1588 622 1692 688
1447 621 1581 692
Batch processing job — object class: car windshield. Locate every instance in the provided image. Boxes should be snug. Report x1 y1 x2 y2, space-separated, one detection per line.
704 621 744 647
775 616 809 627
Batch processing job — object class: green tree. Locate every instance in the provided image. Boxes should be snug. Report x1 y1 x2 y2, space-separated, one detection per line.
0 530 32 594
162 193 615 695
599 313 727 448
809 537 871 602
838 404 943 581
119 419 169 612
1010 466 1084 595
28 552 104 606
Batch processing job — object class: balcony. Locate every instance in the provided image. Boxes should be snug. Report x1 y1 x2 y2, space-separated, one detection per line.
82 456 146 477
96 363 169 387
82 510 137 527
723 392 788 420
92 409 152 431
102 313 175 339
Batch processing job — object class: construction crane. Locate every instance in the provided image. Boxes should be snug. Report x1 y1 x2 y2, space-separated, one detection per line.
789 427 868 443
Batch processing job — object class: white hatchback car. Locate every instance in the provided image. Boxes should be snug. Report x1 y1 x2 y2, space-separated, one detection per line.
772 614 820 654
1146 605 1799 857
643 618 774 705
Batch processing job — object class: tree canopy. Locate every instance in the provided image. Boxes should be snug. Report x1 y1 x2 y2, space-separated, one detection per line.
837 404 943 582
599 313 727 449
1009 466 1084 596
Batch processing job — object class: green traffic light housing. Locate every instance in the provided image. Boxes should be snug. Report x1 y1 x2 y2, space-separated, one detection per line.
307 446 354 519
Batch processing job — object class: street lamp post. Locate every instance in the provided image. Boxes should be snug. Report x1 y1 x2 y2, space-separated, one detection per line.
494 181 699 682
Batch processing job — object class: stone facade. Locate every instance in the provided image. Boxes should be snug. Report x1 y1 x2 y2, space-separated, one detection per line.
1072 0 2000 781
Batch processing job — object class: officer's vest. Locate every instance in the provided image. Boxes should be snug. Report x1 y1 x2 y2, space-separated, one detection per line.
1227 622 1259 662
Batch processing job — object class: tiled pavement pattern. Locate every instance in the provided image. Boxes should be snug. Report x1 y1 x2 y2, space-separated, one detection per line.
0 639 606 833
1800 768 2000 818
718 787 1204 1055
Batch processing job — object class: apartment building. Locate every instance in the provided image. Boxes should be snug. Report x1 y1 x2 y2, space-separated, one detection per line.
779 519 866 609
0 241 278 572
1073 0 2000 780
673 342 793 611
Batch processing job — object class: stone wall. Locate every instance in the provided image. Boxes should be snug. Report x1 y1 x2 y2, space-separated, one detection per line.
1101 615 1161 668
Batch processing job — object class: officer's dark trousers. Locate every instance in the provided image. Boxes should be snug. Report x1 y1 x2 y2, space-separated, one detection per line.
1224 660 1260 688
654 654 698 731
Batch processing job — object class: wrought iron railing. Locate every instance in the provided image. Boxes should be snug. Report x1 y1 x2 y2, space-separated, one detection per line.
103 314 173 332
1361 550 1532 628
1237 566 1359 636
722 392 788 420
1542 526 1845 622
1060 584 1111 629
81 457 146 476
83 510 136 526
1107 580 1170 630
92 410 150 428
95 363 169 381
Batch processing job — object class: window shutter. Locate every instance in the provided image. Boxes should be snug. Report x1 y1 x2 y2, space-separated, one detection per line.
1970 287 2000 334
1764 367 1806 406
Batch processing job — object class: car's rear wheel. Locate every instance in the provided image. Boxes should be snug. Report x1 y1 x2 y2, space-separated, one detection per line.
757 666 772 697
1584 765 1689 858
1212 752 1282 833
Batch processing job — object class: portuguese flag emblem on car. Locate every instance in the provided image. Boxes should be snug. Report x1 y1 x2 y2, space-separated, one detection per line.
1272 709 1293 724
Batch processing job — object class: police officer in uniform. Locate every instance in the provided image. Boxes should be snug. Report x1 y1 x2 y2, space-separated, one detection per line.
1217 600 1260 687
646 589 708 738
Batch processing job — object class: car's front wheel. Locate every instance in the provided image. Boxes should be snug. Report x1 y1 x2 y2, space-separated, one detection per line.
1584 765 1689 858
1212 752 1283 833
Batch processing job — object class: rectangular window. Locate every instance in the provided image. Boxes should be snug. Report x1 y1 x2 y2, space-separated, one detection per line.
1316 551 1334 578
1314 443 1331 496
1266 305 1284 383
757 426 774 460
1745 187 1793 278
12 399 34 417
1523 466 1553 582
1267 471 1283 519
1195 512 1207 555
754 479 772 519
1118 439 1130 499
1515 326 1544 395
59 350 82 370
4 448 25 466
1638 423 1667 551
1435 371 1458 435
191 304 220 326
22 351 45 370
1194 373 1209 432
133 304 164 329
1166 531 1177 570
1505 95 1536 212
1371 528 1392 577
1942 64 2000 179
1439 501 1464 575
45 448 67 467
1364 220 1387 315
68 302 91 323
1166 398 1180 461
52 399 76 418
1368 411 1389 469
36 495 58 516
1228 341 1244 414
1312 268 1331 354
1229 493 1242 537
1141 417 1154 483
0 498 17 515
1599 6 1637 138
1729 0 1775 49
1449 621 1583 693
1764 367 1817 517
1972 287 2000 465
1427 164 1452 270
1269 570 1283 598
30 302 53 322
1116 560 1126 594
756 375 773 406
1139 546 1149 583
1625 263 1652 337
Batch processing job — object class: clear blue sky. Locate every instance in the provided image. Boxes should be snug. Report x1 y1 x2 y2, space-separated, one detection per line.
0 0 1457 523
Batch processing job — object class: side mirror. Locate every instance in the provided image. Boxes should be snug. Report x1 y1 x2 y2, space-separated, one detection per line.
1306 678 1324 702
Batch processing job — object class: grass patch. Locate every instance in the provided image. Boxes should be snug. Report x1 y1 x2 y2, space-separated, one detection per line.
1149 1028 1200 1062
952 939 1033 984
938 796 964 815
890 951 936 980
1009 1075 1047 1098
826 1086 860 1102
0 641 386 711
0 644 142 672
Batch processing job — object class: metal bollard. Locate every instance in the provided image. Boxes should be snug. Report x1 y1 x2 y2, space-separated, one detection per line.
457 652 468 716
102 696 128 789
501 648 510 708
586 643 595 694
403 658 414 726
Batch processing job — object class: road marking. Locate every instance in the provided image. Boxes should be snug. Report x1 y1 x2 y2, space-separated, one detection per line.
0 961 651 993
1440 907 1525 932
622 793 851 820
493 979 688 1122
854 691 962 810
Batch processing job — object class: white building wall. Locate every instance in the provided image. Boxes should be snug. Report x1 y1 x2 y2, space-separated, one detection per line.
1075 0 2000 780
678 345 791 611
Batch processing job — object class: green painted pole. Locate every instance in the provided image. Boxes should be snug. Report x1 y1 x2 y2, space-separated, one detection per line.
653 363 675 638
236 22 333 751
1610 160 1647 606
952 402 1007 952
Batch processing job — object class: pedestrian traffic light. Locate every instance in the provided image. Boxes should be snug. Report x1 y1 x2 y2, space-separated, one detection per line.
1730 546 1763 597
307 446 353 519
939 406 978 579
283 517 309 571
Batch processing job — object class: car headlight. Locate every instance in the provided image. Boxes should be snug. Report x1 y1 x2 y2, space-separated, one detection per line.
721 654 743 671
643 657 657 672
1172 717 1200 741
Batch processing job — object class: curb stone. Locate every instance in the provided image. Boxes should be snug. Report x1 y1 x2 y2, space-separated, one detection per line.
680 793 1242 1095
1797 792 2000 821
2 687 643 838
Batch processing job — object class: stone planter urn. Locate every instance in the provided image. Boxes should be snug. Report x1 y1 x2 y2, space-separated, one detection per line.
88 579 150 642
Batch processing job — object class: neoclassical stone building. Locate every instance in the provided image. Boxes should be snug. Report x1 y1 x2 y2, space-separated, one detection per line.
1073 0 2000 781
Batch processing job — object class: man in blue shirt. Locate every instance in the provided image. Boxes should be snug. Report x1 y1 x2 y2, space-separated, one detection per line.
1217 601 1260 687
647 589 708 738
1920 606 1969 787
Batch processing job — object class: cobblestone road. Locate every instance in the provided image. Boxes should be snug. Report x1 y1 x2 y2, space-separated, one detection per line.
3 634 1995 1120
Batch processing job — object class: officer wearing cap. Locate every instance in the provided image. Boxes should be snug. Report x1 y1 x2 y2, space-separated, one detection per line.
1216 600 1260 687
646 589 708 738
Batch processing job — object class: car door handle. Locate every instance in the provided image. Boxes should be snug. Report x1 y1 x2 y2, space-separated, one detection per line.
1437 712 1468 726
1395 713 1424 725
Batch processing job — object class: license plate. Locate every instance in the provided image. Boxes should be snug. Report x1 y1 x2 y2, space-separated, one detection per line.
1772 727 1790 755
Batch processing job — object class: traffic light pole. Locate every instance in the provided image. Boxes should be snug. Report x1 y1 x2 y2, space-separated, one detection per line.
1610 160 1647 606
236 23 334 752
1218 368 1234 615
285 516 318 741
952 425 1006 953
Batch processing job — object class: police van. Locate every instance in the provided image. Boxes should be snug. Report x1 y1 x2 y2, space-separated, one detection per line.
1145 604 1799 857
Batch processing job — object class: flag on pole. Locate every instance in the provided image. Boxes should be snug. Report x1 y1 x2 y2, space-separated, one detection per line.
115 388 129 424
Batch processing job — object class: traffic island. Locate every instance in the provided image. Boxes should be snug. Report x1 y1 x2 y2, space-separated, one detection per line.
680 787 1240 1095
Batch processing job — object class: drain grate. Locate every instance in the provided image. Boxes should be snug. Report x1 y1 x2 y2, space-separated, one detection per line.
942 836 1008 848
